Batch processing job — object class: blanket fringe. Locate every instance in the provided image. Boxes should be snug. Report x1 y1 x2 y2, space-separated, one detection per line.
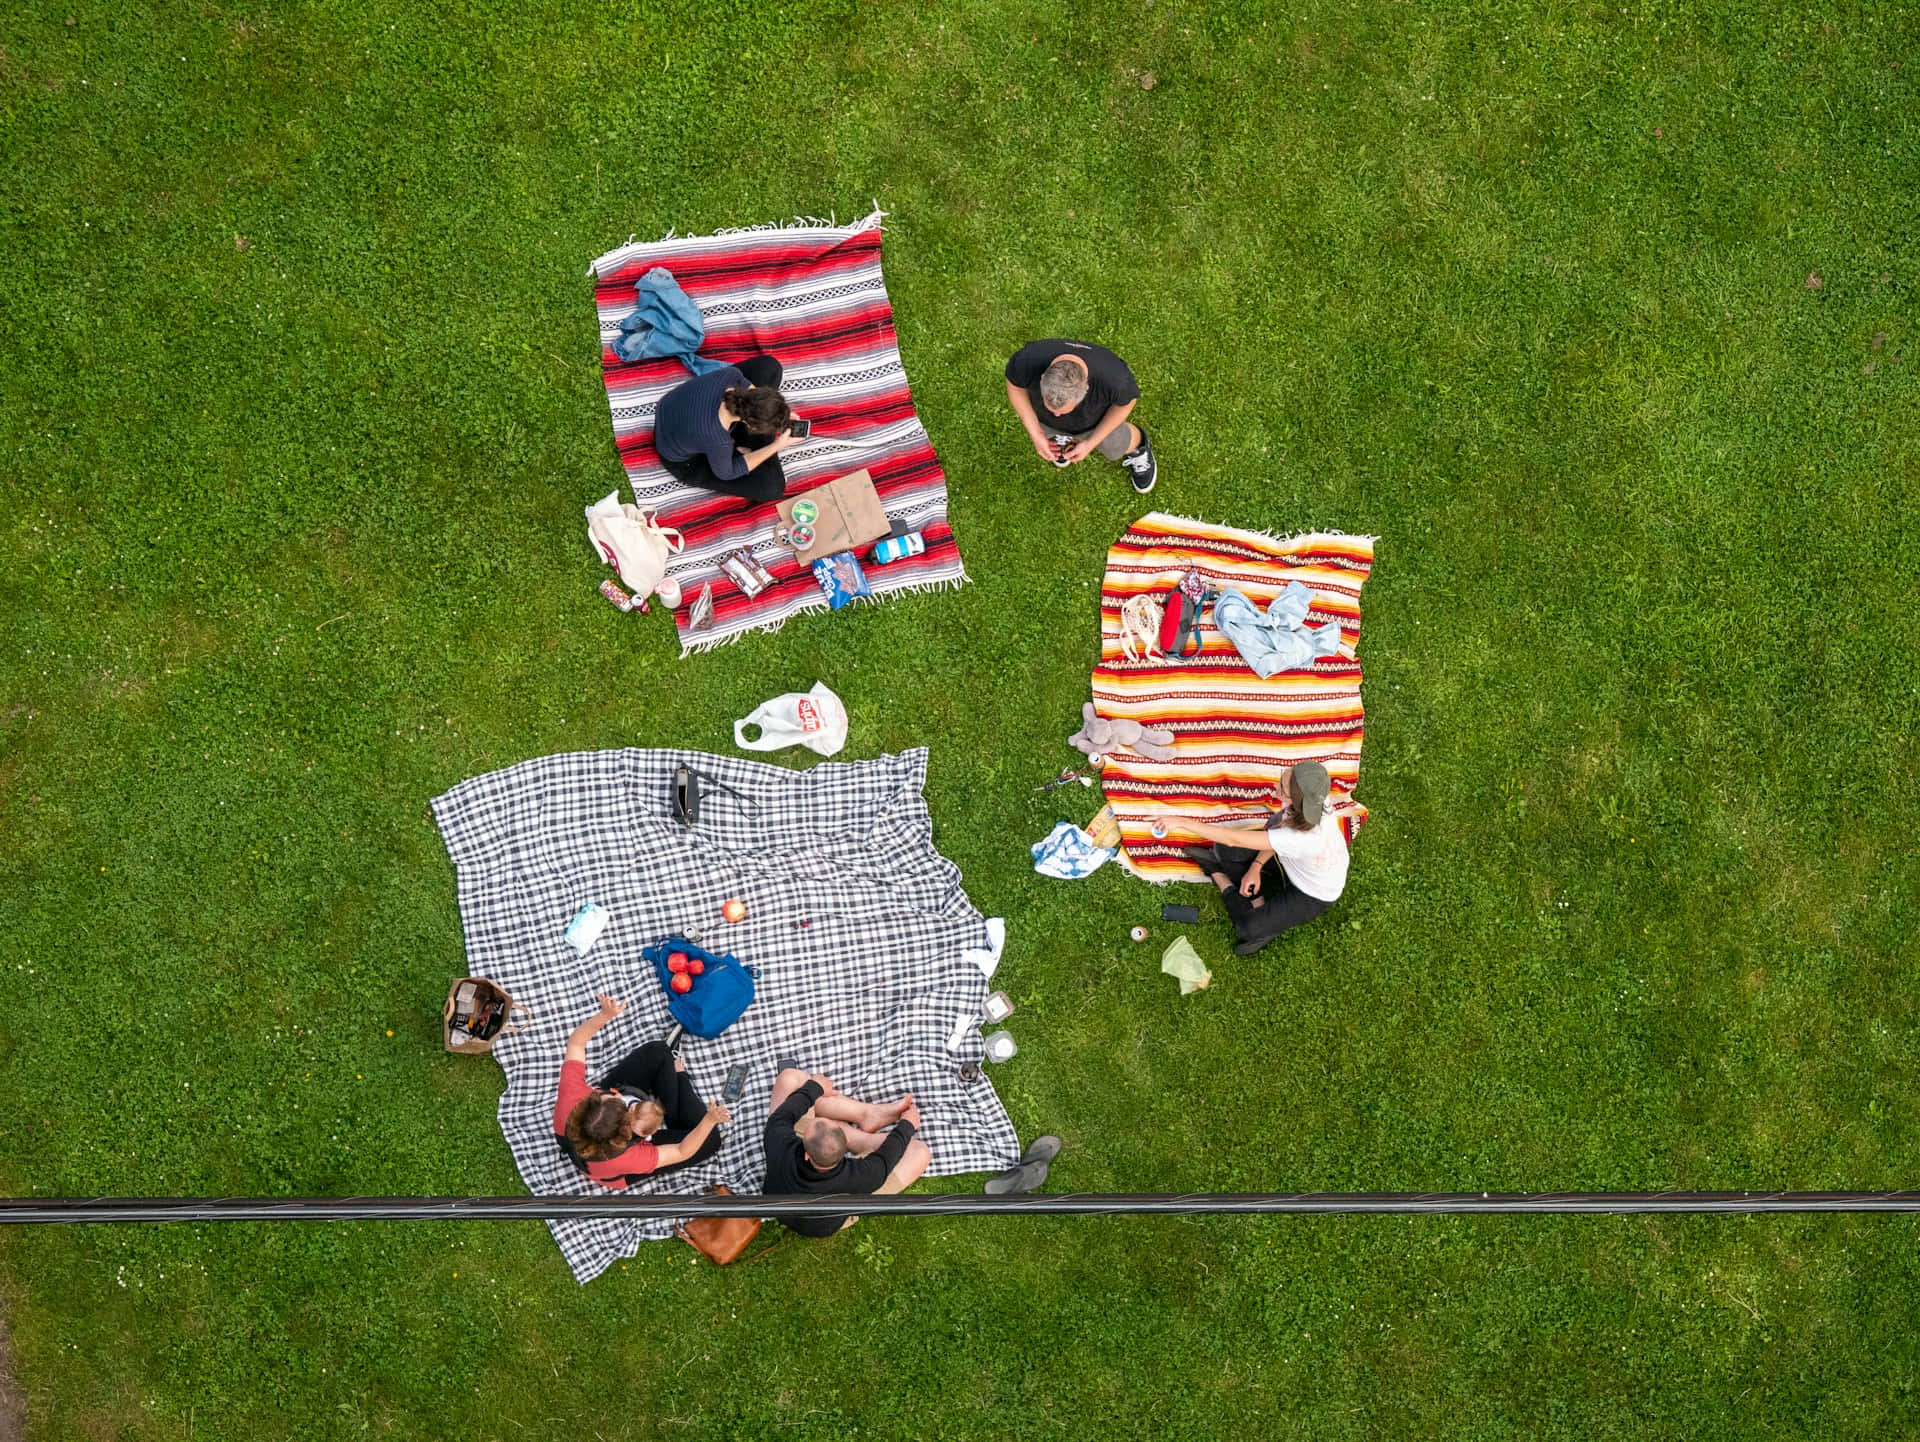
676 567 968 658
714 206 885 237
592 209 889 276
1137 510 1379 554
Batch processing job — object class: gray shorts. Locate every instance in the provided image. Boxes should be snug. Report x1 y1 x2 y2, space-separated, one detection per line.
1045 418 1137 462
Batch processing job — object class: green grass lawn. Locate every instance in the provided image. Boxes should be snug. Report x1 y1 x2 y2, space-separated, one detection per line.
4 0 1919 1436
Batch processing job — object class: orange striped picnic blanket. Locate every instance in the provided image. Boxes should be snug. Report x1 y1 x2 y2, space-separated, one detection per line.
1093 513 1374 881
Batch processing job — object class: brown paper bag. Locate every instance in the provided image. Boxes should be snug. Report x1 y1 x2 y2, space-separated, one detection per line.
778 469 890 561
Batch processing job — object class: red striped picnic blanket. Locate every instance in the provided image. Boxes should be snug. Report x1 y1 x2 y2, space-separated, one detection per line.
1092 513 1375 881
590 213 965 653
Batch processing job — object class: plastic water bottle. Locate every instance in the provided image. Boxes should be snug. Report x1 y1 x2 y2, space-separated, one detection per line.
870 532 927 565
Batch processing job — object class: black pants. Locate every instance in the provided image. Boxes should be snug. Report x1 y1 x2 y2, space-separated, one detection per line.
1213 843 1333 946
599 1041 722 1172
660 353 787 503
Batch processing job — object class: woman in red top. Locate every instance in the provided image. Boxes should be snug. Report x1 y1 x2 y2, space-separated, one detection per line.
554 995 731 1188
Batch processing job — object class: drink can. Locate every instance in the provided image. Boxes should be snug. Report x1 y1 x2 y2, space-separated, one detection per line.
1129 925 1148 943
598 579 634 612
870 532 927 565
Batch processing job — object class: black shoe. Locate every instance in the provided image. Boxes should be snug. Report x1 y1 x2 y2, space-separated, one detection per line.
1233 934 1274 957
1180 844 1221 872
664 1022 687 1054
1121 429 1157 493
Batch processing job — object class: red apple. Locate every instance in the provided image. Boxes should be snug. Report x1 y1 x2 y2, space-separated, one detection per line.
687 958 705 976
667 955 688 974
669 972 692 994
722 898 746 923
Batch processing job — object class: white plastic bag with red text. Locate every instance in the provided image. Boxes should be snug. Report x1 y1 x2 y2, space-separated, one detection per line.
732 682 848 758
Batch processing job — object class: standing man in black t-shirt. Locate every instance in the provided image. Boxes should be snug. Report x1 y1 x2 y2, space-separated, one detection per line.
1004 338 1158 492
761 1067 929 1237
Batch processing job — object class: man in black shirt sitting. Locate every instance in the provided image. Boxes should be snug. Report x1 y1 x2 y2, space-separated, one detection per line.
761 1067 929 1237
1004 337 1158 493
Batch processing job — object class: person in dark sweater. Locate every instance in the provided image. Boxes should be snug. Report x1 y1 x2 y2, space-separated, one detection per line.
1004 337 1158 493
652 353 803 503
761 1067 929 1237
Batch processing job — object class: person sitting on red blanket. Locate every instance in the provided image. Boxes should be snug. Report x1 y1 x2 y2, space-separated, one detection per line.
653 354 804 504
1158 762 1350 957
554 995 730 1188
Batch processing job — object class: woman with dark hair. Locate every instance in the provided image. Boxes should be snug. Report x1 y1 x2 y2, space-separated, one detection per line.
1159 761 1350 957
553 995 730 1188
652 354 804 504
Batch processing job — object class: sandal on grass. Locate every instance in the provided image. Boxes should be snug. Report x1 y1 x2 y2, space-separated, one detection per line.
984 1134 1062 1195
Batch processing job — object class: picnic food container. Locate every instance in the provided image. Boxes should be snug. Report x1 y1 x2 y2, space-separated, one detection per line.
983 1029 1018 1063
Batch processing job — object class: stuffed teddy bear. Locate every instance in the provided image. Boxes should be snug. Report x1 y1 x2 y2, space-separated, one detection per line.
1068 702 1177 763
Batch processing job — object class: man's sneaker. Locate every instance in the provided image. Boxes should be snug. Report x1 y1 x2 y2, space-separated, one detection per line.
1121 429 1157 493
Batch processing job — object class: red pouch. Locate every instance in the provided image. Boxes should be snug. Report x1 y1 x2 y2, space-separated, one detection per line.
1156 587 1200 658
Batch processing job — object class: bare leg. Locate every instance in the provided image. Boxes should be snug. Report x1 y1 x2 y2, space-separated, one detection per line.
812 1091 912 1134
874 1138 931 1194
792 1107 892 1157
835 1137 932 1231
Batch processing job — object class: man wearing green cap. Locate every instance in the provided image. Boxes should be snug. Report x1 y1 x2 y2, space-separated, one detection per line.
1158 761 1350 956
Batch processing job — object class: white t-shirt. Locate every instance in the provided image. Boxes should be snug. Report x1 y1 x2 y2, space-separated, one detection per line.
1264 812 1349 902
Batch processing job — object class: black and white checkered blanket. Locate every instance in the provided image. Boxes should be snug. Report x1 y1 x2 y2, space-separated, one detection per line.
431 746 1021 1282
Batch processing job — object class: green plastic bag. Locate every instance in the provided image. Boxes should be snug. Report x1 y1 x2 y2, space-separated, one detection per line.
1160 937 1212 995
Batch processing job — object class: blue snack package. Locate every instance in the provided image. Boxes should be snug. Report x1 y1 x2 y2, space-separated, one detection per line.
811 551 872 611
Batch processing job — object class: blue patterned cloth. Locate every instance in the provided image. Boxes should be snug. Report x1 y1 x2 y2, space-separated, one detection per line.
1211 582 1343 678
612 267 730 372
1030 822 1116 880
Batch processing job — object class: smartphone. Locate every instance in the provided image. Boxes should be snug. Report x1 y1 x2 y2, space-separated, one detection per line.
1161 904 1201 924
787 418 812 439
721 1062 749 1104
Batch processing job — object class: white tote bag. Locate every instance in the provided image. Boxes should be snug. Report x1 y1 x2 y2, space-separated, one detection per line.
585 493 683 600
733 682 849 758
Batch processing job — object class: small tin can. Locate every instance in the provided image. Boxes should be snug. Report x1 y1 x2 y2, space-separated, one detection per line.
1129 925 1149 943
956 1062 982 1083
789 523 815 550
791 498 819 526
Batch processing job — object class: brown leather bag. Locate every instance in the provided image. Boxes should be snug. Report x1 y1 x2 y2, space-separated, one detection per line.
676 1185 763 1265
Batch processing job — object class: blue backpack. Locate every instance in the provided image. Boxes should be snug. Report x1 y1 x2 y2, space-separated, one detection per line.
641 936 758 1038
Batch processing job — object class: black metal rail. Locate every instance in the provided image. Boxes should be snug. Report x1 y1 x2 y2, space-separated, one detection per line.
3 1192 1919 1224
